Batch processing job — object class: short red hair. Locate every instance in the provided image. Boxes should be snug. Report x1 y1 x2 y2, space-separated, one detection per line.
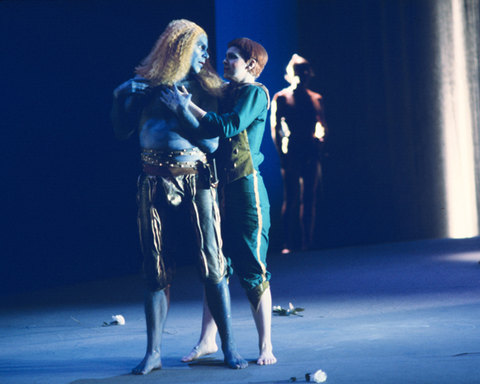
228 38 268 78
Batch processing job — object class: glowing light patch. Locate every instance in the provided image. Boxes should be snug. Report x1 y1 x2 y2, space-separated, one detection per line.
437 251 480 263
314 122 325 140
438 0 478 238
281 118 291 154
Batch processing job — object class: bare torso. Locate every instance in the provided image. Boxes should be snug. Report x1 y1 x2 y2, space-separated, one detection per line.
112 76 218 163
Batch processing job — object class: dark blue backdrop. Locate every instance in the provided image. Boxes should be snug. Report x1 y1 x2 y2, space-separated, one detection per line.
1 1 220 294
1 0 460 295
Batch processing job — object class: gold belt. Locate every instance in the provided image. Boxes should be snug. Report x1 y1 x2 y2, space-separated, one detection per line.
141 148 207 169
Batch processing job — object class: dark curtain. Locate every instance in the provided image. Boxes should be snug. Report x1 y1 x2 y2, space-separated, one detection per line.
0 0 217 295
297 0 480 248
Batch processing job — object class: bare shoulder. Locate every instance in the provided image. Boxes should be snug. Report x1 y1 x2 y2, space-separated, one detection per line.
307 89 323 101
273 87 292 100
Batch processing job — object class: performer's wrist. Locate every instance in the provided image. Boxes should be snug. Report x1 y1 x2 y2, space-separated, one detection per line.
189 102 207 120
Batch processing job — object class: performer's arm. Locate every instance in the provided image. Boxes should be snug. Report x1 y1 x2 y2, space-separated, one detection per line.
199 85 268 138
270 95 289 155
179 102 219 153
314 95 328 141
161 84 267 141
160 86 219 153
111 78 152 140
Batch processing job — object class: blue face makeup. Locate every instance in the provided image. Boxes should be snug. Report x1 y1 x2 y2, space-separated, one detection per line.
190 34 209 74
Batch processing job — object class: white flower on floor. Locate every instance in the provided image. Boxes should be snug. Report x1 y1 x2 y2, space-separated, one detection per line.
306 369 327 383
272 303 305 317
111 315 125 325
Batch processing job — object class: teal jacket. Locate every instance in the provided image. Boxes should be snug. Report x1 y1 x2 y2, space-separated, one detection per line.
200 82 270 184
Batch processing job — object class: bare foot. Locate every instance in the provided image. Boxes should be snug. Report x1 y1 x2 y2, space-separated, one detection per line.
181 341 218 363
132 352 162 375
224 350 248 369
257 348 277 365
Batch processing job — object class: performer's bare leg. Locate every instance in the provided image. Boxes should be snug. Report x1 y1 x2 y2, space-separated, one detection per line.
132 287 169 375
185 285 276 366
250 286 276 365
300 162 320 251
204 278 248 369
181 297 218 362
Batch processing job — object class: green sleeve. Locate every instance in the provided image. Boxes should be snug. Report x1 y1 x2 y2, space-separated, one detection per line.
201 85 268 138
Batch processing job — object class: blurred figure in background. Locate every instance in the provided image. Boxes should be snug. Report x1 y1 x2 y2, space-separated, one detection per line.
271 54 328 253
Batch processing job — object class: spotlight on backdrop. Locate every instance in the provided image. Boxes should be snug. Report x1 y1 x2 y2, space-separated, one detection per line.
438 0 479 239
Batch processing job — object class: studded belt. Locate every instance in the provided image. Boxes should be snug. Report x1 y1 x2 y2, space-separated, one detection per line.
141 148 207 169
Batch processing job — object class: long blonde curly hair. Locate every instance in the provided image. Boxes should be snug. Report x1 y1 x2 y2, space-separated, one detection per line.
135 19 223 97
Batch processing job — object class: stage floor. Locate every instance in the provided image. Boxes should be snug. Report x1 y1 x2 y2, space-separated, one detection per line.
1 237 480 384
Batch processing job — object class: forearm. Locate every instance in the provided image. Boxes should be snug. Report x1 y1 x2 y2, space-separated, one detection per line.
111 96 136 140
188 101 207 120
177 105 218 153
177 103 201 130
200 85 268 139
111 77 152 140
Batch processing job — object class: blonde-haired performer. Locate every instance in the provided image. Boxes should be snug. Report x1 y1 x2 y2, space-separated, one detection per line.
111 19 248 375
161 38 276 366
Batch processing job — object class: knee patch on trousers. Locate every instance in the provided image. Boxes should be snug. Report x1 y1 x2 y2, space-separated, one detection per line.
246 280 270 311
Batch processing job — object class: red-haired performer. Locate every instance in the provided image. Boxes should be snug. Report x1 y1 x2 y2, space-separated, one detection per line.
161 38 276 366
111 20 248 375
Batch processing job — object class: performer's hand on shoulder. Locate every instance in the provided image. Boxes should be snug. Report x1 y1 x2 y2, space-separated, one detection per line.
113 78 153 100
